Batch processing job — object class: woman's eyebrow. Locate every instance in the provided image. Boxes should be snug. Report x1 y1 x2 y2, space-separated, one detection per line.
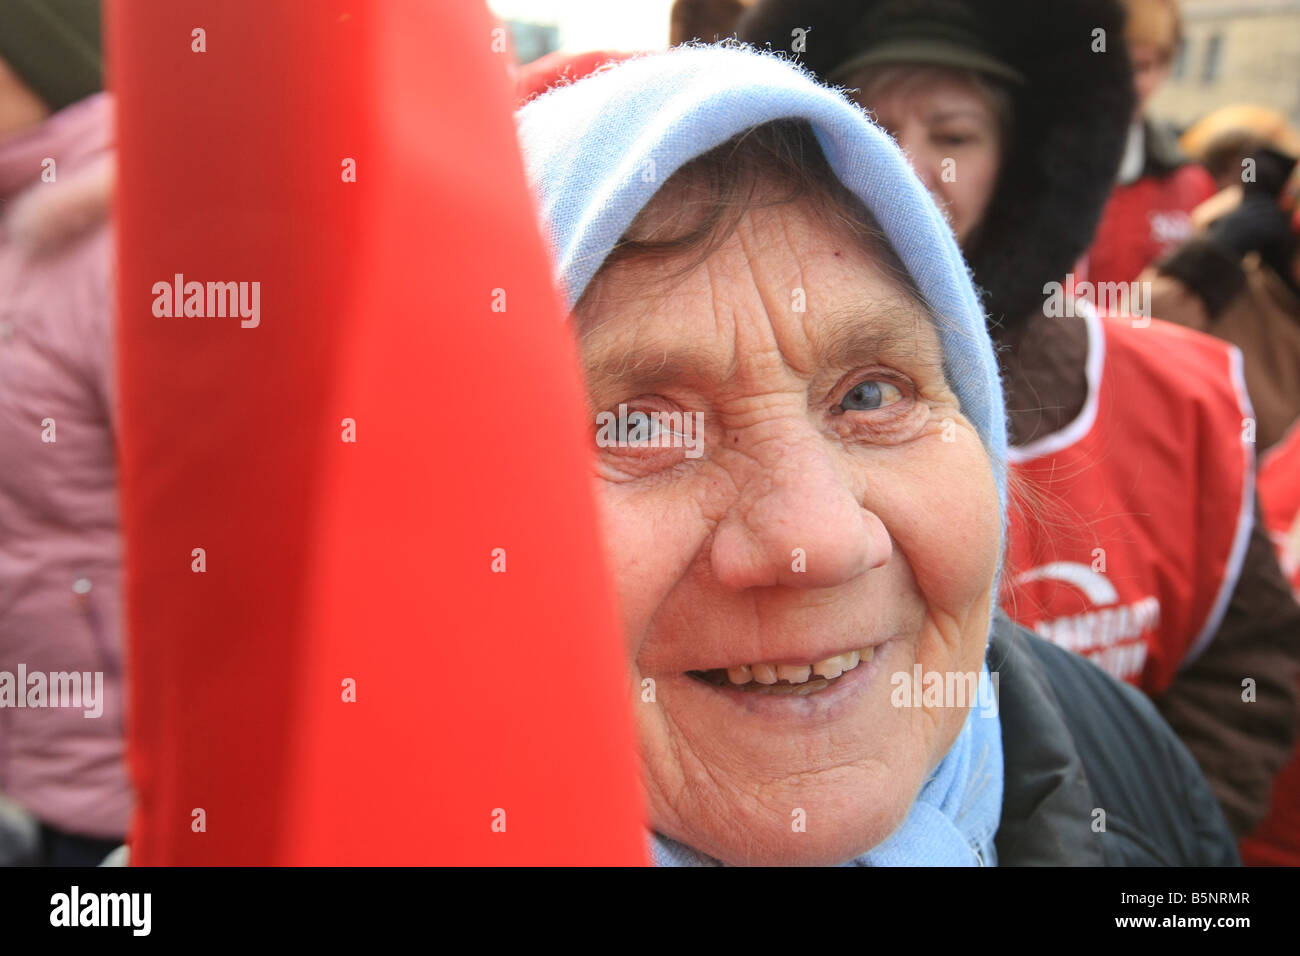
582 342 724 401
925 108 988 123
816 307 946 373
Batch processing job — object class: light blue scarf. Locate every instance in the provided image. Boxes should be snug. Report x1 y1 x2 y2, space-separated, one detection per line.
516 43 1007 866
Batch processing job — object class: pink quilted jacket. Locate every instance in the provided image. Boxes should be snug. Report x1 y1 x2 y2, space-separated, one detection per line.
0 93 129 839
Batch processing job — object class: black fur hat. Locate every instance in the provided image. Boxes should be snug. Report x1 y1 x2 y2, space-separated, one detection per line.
738 0 1136 331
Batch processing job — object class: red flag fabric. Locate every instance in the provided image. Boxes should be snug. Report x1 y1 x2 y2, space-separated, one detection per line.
110 0 645 864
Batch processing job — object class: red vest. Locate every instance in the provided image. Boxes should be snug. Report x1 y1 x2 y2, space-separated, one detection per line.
1003 306 1254 695
1086 163 1217 285
1240 421 1300 866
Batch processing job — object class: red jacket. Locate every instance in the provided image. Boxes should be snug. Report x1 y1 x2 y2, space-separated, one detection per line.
1241 421 1300 865
1086 125 1216 285
1260 419 1300 594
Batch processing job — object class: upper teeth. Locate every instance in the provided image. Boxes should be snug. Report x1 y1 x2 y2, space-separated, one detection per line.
726 647 874 686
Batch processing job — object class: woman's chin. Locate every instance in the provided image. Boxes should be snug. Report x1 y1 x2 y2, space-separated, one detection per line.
656 780 918 866
643 634 948 865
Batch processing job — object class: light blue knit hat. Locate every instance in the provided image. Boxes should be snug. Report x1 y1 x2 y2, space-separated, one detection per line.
515 42 1008 509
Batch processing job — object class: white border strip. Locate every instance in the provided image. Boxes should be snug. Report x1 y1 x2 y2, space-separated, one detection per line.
1182 344 1257 667
1006 303 1105 464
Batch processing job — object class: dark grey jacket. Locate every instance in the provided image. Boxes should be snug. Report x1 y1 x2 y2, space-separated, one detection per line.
990 612 1240 865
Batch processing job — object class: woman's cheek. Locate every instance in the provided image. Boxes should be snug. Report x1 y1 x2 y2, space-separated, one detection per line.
927 443 1002 605
959 158 1001 240
596 482 696 652
882 429 1001 607
597 487 650 646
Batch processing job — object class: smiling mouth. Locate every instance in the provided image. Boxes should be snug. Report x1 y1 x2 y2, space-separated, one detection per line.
686 646 876 696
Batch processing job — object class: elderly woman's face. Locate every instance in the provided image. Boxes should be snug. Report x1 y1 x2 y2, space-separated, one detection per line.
579 198 1001 866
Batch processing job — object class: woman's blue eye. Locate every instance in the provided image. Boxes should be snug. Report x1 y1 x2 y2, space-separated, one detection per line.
619 411 660 442
840 380 903 412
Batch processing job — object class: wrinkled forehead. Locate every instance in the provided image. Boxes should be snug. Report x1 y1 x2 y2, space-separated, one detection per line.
575 201 947 397
572 144 938 340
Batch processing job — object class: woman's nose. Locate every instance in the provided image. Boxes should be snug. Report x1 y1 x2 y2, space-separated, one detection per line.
709 428 892 591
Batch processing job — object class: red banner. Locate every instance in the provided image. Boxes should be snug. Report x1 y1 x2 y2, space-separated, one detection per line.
109 0 645 864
